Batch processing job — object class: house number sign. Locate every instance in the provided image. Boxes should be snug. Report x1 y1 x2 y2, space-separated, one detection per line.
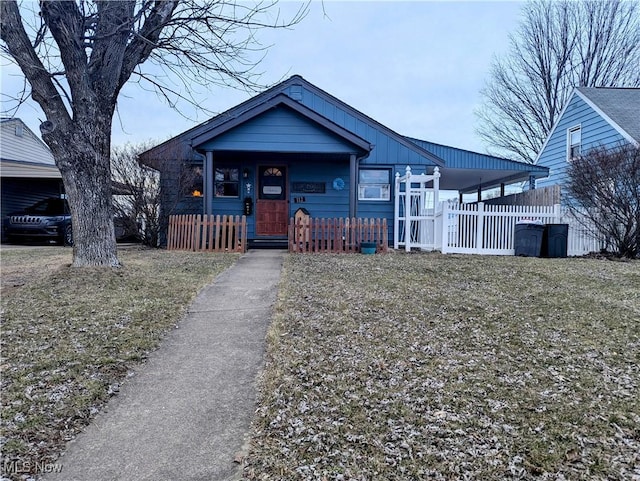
292 182 326 194
263 186 282 195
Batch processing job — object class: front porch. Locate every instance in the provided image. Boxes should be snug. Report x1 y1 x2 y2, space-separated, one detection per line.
197 151 359 242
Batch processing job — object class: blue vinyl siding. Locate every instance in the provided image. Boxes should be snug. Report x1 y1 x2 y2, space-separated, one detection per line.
289 163 350 219
537 94 629 190
283 85 439 168
199 106 359 154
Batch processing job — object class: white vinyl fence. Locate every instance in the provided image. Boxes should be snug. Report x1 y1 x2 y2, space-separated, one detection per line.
558 209 605 256
393 166 604 256
436 202 604 256
439 202 559 255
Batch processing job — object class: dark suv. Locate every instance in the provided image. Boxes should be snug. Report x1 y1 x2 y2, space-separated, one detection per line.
4 198 73 245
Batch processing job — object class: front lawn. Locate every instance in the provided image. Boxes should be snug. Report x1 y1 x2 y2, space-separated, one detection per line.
0 247 238 479
246 253 639 480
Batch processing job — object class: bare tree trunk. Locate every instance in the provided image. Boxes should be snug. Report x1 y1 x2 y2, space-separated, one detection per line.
42 116 119 267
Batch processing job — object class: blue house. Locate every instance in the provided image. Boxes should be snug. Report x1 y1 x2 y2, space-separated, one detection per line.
535 87 640 193
141 75 548 245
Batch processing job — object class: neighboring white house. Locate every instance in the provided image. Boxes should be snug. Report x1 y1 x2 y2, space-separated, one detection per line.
0 118 64 239
535 87 640 193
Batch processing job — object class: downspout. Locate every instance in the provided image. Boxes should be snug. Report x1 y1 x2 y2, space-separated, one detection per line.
350 151 371 218
349 154 358 218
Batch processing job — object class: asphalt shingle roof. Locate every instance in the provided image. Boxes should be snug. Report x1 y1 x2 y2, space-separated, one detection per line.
577 87 640 143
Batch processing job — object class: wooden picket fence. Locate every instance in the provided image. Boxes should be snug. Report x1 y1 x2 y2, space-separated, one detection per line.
289 217 388 253
167 214 247 252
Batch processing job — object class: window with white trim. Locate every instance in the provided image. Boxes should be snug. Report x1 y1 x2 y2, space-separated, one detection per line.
358 168 391 201
567 126 581 161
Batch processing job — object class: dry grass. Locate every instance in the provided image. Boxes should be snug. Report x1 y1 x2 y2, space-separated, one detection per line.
246 253 640 480
0 246 238 480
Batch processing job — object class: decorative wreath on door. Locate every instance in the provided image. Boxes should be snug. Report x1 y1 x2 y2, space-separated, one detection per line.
332 178 345 191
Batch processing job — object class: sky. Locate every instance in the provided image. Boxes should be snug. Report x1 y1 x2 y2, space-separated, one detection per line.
1 1 524 154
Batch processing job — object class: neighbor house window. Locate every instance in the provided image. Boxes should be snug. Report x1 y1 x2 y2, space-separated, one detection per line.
358 168 391 201
215 167 239 197
567 126 581 161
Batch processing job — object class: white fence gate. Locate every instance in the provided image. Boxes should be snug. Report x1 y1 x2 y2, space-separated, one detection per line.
392 166 604 256
394 166 440 251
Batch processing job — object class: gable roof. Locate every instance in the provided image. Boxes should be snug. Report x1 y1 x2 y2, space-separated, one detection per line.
0 118 56 165
141 75 445 167
534 87 640 164
576 87 640 144
190 93 373 153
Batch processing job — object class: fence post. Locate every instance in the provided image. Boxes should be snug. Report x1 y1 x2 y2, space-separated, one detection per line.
382 218 388 252
404 166 412 251
167 216 174 250
475 202 485 254
433 166 440 207
394 172 401 250
553 203 561 223
441 201 449 253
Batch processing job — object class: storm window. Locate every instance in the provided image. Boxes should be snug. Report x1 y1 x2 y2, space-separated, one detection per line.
358 169 391 201
568 126 581 161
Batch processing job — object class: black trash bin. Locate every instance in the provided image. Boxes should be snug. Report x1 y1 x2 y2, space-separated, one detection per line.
514 221 545 257
542 224 569 258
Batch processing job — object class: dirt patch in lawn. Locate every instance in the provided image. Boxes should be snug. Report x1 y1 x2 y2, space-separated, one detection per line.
0 247 238 480
246 253 639 480
1 247 73 296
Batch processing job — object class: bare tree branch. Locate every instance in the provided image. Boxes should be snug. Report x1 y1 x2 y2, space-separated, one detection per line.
0 0 307 267
566 144 640 257
476 0 640 163
0 1 72 130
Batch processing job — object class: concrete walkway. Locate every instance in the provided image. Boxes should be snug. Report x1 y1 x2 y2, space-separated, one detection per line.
45 249 285 481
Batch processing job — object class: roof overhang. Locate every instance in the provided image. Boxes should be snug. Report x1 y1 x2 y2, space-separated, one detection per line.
0 159 61 179
440 166 549 193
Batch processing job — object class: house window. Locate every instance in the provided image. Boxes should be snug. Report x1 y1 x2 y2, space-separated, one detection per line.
358 168 391 201
568 126 581 161
215 167 239 197
185 165 203 197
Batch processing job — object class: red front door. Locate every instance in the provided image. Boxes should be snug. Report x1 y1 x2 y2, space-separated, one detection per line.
256 166 288 236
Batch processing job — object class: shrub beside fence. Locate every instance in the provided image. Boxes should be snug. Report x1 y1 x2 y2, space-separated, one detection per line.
289 217 388 253
167 214 247 252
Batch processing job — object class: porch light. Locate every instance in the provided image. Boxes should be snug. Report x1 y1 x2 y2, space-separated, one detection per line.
243 168 250 179
192 189 202 197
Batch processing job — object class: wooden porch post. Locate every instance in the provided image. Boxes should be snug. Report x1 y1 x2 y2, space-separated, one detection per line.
349 154 357 218
204 151 214 215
